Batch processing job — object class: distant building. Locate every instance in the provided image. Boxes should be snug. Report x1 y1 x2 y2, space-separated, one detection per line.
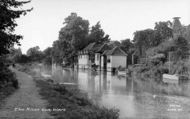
78 41 127 72
102 46 127 72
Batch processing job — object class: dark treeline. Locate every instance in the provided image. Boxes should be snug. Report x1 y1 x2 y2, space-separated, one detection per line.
0 0 31 92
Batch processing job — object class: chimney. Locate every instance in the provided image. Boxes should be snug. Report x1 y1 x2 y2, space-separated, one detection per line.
172 17 182 39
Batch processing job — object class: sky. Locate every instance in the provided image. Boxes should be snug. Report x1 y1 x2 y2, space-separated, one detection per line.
15 0 190 53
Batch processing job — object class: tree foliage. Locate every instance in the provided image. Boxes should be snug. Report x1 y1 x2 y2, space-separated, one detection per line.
26 46 43 61
43 47 52 65
120 38 134 53
52 13 90 65
51 13 112 65
173 36 189 60
133 29 155 57
153 21 173 46
0 0 31 89
8 47 22 62
0 0 32 56
88 21 110 44
133 21 173 57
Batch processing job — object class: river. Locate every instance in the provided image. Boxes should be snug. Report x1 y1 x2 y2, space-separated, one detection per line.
41 65 190 119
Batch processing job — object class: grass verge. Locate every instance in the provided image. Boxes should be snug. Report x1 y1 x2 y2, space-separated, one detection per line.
0 86 16 108
35 78 119 119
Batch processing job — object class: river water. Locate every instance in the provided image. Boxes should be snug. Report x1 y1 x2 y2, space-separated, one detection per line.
42 65 190 119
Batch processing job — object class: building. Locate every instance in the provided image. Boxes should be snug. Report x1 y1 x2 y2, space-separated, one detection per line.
94 43 111 70
78 43 98 69
102 46 127 72
78 42 128 71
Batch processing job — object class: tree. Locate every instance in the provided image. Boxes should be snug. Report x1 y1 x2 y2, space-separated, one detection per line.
63 13 89 50
153 21 173 46
88 21 110 44
120 39 134 53
0 0 31 88
0 0 32 56
43 47 52 65
8 47 22 62
53 13 89 65
133 21 173 58
174 36 189 60
27 46 43 61
133 29 154 57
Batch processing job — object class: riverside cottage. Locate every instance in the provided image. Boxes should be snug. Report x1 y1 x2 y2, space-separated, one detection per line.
78 42 127 72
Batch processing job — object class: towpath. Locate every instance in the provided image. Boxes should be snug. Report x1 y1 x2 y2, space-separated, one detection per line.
0 68 53 119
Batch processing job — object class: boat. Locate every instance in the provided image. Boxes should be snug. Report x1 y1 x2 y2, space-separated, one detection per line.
59 82 76 85
162 74 179 84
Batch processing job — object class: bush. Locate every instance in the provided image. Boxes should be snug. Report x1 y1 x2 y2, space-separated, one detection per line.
0 66 18 89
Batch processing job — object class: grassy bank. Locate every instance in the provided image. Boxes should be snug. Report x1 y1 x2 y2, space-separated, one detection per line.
34 78 119 119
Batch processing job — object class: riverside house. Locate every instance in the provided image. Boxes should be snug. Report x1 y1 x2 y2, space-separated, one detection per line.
78 41 128 72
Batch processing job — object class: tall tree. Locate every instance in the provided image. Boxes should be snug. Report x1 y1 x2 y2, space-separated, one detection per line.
88 21 110 44
153 21 173 46
133 29 154 57
53 13 89 65
0 0 31 88
0 0 32 56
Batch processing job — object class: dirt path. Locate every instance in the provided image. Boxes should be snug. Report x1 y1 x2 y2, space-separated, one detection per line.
0 69 53 119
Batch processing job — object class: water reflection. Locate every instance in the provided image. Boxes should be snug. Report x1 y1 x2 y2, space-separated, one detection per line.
46 66 190 119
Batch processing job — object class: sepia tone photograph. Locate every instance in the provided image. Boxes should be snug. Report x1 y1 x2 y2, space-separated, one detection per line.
0 0 190 119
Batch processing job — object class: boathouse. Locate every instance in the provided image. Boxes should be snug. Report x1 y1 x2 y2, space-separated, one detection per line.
102 46 127 72
78 41 128 71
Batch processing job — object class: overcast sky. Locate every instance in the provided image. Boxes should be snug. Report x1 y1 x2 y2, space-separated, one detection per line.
15 0 190 53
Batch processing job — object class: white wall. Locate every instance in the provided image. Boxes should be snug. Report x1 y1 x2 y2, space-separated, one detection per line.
78 54 89 68
101 56 104 69
110 56 126 68
95 53 100 65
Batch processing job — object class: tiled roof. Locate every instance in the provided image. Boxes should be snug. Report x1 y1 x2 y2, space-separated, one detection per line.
103 46 127 56
96 43 111 53
83 42 110 53
83 42 96 51
82 41 124 55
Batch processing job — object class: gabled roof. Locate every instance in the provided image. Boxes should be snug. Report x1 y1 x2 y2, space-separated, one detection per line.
103 46 127 56
83 42 96 51
107 41 121 48
96 43 111 53
83 42 111 53
82 41 123 54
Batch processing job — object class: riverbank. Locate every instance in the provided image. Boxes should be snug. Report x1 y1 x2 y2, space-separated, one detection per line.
130 64 190 97
35 78 119 119
0 68 52 119
17 63 119 119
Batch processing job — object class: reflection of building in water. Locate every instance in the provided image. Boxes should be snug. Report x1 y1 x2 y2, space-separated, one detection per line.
77 70 88 91
102 71 107 91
